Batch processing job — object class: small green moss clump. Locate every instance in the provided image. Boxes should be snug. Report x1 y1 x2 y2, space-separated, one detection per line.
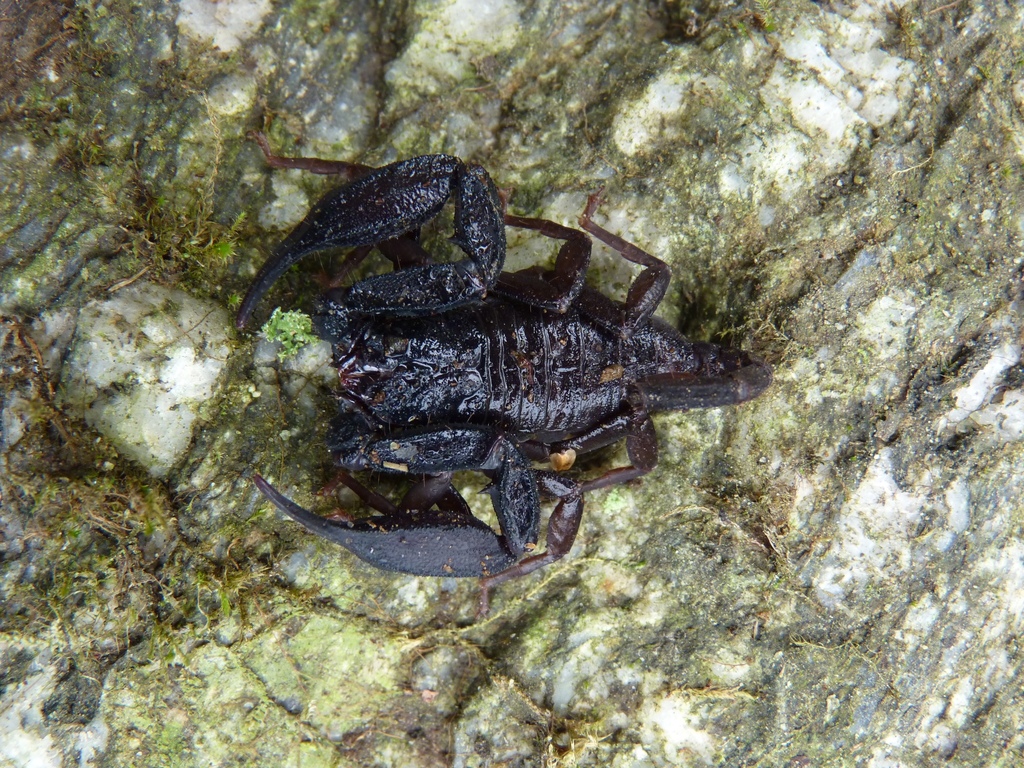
261 308 318 360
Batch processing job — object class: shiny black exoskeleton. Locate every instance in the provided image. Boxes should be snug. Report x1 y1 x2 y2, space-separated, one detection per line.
239 133 772 613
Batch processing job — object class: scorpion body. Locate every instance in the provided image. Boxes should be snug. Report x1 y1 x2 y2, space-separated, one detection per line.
324 298 731 440
238 134 771 612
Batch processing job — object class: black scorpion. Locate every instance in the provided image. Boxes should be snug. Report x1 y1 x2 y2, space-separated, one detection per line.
237 134 772 613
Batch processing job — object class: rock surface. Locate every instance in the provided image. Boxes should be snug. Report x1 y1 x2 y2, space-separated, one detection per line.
61 282 231 478
1 0 1023 766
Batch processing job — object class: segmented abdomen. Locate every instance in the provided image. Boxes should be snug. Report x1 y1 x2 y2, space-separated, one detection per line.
339 300 626 438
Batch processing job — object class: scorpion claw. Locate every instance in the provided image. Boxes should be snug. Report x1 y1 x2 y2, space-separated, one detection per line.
253 474 516 578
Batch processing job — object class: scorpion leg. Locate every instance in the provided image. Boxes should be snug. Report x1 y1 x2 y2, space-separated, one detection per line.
329 469 402 516
575 191 672 337
328 233 432 288
333 469 476 523
549 389 660 490
496 215 592 313
328 245 375 289
398 472 458 512
478 471 584 616
249 130 374 179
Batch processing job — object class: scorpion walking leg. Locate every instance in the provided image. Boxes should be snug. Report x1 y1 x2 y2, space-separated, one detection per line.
496 215 592 312
574 191 672 336
398 472 458 512
331 469 479 527
249 130 374 179
328 245 375 289
329 233 432 288
329 469 402 517
478 471 584 616
550 390 660 490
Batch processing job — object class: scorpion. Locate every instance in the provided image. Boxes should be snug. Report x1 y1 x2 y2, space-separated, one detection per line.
237 133 772 613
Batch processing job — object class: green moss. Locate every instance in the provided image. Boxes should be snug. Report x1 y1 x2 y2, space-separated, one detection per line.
753 0 779 33
153 719 189 764
261 308 319 360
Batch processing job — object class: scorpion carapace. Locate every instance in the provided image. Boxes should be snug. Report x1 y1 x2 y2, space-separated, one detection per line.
239 133 771 614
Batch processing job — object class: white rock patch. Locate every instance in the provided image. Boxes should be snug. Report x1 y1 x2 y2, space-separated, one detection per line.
258 174 311 232
205 74 258 118
967 390 1024 442
723 129 811 200
613 71 726 157
947 342 1021 421
641 693 716 765
385 0 521 95
725 8 916 201
856 294 918 361
1 392 33 448
813 448 927 608
767 59 865 146
939 341 1024 443
75 718 110 768
779 17 914 131
176 0 272 52
0 647 61 768
979 541 1024 636
62 282 231 478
